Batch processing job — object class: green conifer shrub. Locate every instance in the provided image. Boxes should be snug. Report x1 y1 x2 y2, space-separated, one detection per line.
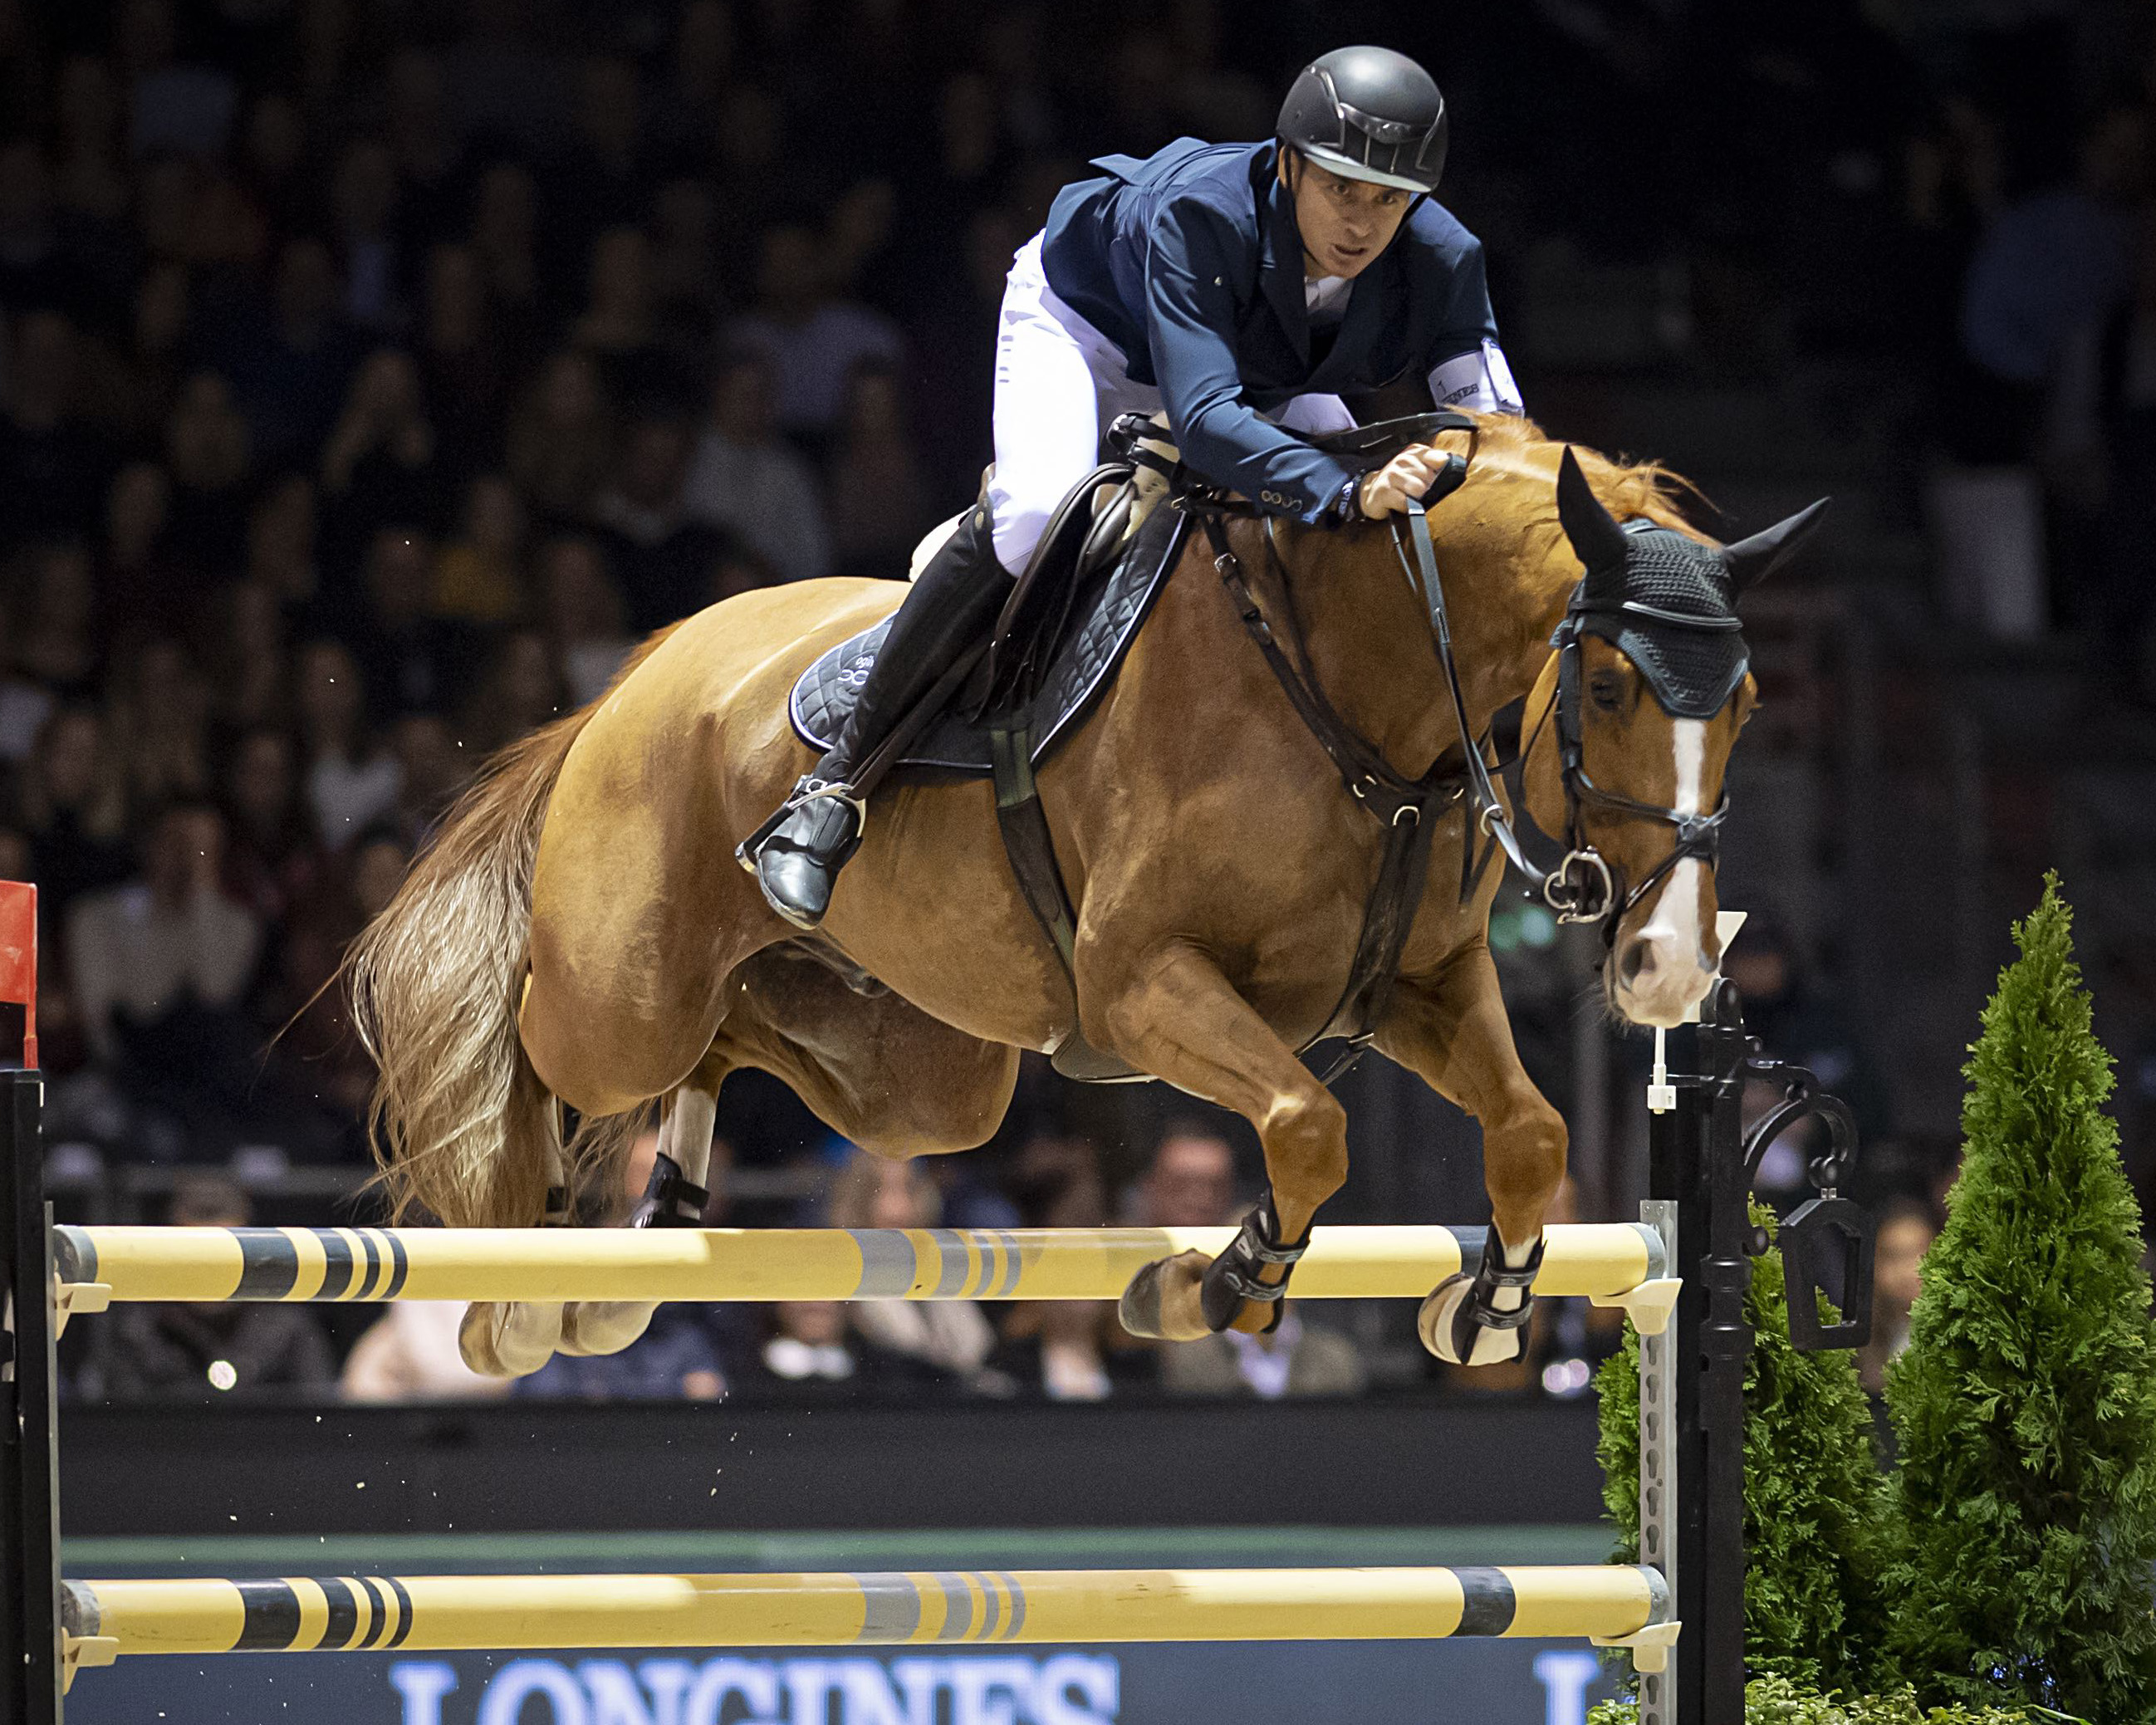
1879 875 2156 1720
1596 1200 1886 1694
1585 1674 2056 1724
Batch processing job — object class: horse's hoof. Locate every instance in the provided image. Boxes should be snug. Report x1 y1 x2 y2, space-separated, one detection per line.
1417 1273 1530 1367
1118 1250 1212 1342
558 1300 659 1358
458 1299 565 1378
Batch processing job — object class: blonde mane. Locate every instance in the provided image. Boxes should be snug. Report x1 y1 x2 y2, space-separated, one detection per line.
1452 409 1703 537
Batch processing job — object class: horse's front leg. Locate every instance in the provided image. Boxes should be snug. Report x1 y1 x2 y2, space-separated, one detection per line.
1097 940 1350 1342
1375 942 1569 1366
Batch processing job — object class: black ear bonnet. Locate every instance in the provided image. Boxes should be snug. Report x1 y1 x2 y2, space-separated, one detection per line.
1568 522 1751 721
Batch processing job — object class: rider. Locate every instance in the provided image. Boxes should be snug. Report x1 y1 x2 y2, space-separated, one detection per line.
746 44 1526 929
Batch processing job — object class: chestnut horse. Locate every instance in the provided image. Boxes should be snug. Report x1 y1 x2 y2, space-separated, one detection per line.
350 414 1820 1376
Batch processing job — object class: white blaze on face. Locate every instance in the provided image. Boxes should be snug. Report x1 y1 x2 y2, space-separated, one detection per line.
1617 718 1717 1026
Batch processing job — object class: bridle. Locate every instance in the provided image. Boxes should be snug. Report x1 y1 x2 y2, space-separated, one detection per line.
1391 496 1737 948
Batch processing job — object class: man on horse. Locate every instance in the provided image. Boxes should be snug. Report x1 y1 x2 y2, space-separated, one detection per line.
744 44 1526 929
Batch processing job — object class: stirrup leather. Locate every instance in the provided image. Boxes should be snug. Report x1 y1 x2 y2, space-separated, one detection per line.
630 1151 709 1229
735 776 869 873
1200 1191 1309 1334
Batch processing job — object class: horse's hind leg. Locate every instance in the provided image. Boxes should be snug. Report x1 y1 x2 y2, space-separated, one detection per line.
557 1050 730 1358
457 1096 572 1376
1374 944 1568 1366
1098 943 1350 1341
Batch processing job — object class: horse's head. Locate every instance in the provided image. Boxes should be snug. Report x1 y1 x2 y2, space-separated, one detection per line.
1521 448 1826 1027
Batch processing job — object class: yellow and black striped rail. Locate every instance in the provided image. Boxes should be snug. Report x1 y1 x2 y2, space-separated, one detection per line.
61 1565 1671 1657
51 1222 1664 1306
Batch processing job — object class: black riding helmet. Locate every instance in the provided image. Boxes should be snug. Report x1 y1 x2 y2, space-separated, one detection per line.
1276 46 1448 195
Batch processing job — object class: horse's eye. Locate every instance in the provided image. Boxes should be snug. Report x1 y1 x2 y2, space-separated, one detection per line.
1589 671 1624 712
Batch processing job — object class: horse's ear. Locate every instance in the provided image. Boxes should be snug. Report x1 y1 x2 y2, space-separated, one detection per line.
1556 447 1628 575
1722 498 1830 595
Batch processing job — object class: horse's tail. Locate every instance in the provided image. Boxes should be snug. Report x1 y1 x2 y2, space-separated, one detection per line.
347 634 674 1229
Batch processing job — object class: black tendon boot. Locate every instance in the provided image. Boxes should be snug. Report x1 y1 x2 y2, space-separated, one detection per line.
742 507 1009 928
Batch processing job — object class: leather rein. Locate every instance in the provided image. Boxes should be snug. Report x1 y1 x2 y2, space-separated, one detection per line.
1187 416 1736 1081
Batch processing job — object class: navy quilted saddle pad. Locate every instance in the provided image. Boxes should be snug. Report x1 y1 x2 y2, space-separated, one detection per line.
788 499 1190 775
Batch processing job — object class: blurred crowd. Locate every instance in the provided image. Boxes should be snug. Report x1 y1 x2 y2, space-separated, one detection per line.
2 0 2134 1402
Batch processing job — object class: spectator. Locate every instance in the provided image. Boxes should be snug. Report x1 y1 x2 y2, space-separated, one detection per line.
102 635 209 810
203 578 291 734
0 140 93 316
1857 1196 1940 1394
220 726 323 929
239 91 311 237
1134 1126 1240 1228
114 259 193 447
343 527 468 723
649 179 722 350
432 472 525 625
160 370 252 572
118 0 238 161
52 54 129 227
573 224 667 406
98 462 179 635
467 160 542 340
726 223 904 447
1958 104 2149 446
417 243 507 478
384 51 460 256
214 236 360 471
733 1298 949 1400
459 627 565 754
11 540 100 694
0 311 114 553
81 1172 336 1401
684 351 829 584
341 1302 512 1403
992 1133 1154 1399
328 138 404 331
385 713 464 849
826 362 933 581
539 535 635 704
1158 1306 1368 1399
544 54 649 274
591 415 732 630
505 348 615 522
243 473 321 610
320 349 442 567
2052 198 2156 701
293 638 400 845
64 796 260 1069
826 1149 1001 1386
1725 918 1892 1175
21 704 131 920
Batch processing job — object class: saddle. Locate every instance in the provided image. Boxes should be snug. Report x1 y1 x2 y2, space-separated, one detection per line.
789 470 1189 776
785 409 1477 1084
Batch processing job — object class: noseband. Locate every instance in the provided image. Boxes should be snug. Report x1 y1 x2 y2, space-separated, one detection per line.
1393 498 1738 948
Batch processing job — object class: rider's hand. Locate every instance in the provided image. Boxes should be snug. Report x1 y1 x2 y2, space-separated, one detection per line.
1357 447 1448 519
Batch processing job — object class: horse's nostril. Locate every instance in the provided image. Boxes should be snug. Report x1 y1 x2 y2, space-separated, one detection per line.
1619 941 1652 987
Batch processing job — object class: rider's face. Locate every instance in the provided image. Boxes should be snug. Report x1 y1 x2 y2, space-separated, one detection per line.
1281 152 1414 281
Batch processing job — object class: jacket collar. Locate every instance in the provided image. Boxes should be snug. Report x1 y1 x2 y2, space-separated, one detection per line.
1256 145 1311 365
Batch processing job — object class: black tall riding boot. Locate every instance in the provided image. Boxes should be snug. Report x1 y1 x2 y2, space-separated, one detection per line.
742 506 1009 929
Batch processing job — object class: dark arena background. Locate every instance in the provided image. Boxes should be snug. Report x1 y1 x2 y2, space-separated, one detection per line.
1 2 2152 1723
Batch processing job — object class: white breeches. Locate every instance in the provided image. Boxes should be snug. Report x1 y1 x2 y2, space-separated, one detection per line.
984 233 1355 575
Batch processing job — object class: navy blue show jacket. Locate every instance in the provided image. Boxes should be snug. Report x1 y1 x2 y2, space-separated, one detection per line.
1039 137 1503 522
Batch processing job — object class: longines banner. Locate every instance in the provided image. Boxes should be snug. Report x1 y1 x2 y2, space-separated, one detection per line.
67 1642 1622 1724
